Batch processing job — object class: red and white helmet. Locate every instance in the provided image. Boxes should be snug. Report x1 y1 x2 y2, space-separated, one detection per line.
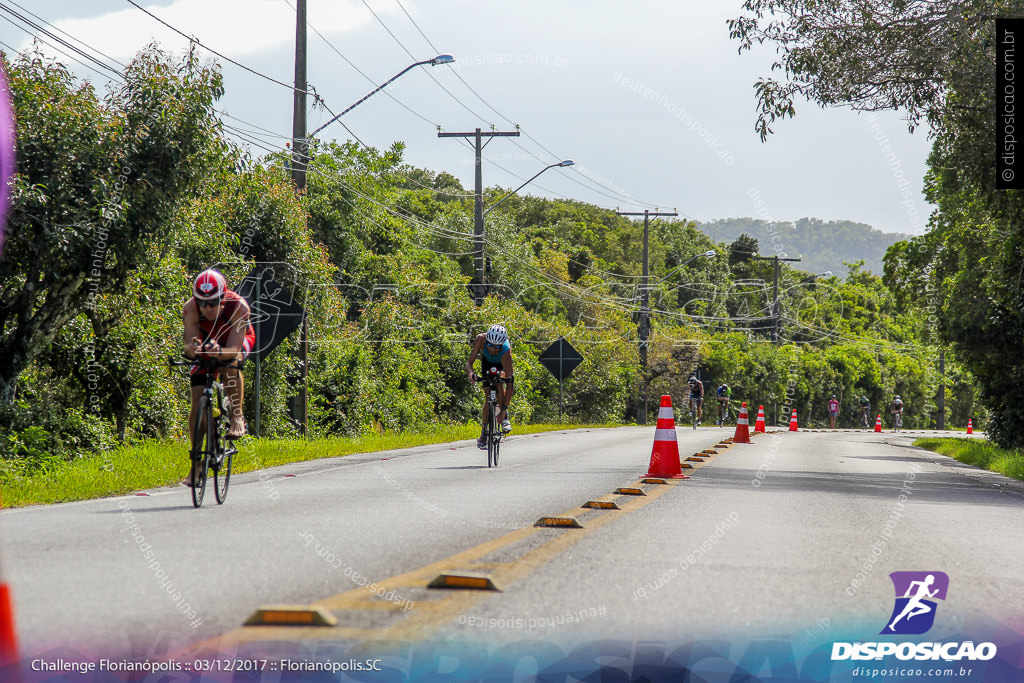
193 269 226 301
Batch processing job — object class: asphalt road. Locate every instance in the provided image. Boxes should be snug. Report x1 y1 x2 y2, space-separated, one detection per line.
4 426 1022 679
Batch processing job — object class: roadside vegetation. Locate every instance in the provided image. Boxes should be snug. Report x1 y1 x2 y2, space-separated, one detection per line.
913 438 1024 484
0 27 996 501
0 423 599 508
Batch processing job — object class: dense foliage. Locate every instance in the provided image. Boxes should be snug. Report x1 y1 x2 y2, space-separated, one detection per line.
730 0 1017 447
0 43 973 481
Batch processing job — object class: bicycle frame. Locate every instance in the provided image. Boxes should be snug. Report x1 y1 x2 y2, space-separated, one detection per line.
170 355 240 507
474 373 508 467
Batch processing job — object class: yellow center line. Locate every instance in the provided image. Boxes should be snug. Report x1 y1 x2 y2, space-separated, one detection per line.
197 477 686 651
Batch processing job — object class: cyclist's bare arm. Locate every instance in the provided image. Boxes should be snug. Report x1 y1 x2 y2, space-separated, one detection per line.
465 333 485 381
219 298 251 360
182 300 202 358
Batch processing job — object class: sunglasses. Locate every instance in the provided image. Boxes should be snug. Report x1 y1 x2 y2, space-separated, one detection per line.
198 299 222 308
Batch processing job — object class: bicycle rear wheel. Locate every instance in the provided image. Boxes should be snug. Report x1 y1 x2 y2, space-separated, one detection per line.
190 398 211 508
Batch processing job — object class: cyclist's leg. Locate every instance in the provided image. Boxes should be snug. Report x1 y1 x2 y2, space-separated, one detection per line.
495 384 510 430
696 398 703 421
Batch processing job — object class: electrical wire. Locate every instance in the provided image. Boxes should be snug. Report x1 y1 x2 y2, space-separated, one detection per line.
123 0 321 99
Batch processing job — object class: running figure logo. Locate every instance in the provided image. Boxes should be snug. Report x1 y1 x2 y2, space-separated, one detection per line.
881 571 949 635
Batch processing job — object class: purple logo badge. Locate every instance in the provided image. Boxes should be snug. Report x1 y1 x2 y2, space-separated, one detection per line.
881 571 949 635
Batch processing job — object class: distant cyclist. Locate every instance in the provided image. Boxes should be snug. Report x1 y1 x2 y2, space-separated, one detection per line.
828 394 839 428
466 324 515 449
687 373 705 425
716 383 731 426
860 395 871 429
891 395 904 429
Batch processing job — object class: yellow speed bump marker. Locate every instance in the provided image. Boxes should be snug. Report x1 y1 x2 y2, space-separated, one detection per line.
244 605 338 627
686 456 705 462
583 500 621 509
428 572 501 591
641 478 669 485
614 487 646 496
535 516 584 528
702 449 718 455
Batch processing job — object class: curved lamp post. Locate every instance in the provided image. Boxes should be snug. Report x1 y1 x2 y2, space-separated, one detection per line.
465 159 573 304
483 159 575 216
309 54 454 139
651 249 717 288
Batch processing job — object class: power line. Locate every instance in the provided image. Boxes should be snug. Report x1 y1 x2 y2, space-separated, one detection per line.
123 0 321 100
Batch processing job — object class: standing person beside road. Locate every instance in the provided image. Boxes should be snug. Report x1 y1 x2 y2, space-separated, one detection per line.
828 394 839 428
466 324 515 449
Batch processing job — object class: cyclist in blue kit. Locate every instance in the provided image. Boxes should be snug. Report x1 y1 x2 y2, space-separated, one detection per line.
465 324 515 449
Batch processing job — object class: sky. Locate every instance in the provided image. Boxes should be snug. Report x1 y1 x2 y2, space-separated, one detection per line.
4 0 936 238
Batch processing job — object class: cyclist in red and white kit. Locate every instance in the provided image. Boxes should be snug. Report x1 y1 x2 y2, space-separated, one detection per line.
182 269 254 446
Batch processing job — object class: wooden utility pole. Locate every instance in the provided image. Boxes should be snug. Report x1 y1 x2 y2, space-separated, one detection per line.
291 0 307 191
438 128 520 304
617 209 678 424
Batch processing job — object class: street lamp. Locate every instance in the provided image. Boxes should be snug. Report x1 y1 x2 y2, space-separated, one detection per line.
308 54 455 139
464 159 573 304
650 249 717 287
483 159 575 216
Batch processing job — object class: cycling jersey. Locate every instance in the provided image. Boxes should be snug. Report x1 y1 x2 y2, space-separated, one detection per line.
689 381 704 398
892 400 904 412
189 290 255 384
195 290 255 351
828 399 839 414
481 339 510 365
717 386 731 399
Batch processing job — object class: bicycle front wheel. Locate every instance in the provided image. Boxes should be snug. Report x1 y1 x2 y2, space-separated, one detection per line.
190 397 211 508
214 424 233 506
487 411 499 468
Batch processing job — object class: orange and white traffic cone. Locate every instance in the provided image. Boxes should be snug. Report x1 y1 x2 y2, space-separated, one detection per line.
0 492 18 672
874 414 883 433
754 405 766 432
646 395 688 479
733 402 751 444
967 418 973 435
788 409 799 432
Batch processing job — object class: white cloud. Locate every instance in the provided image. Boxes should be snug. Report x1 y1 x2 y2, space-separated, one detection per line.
20 0 399 62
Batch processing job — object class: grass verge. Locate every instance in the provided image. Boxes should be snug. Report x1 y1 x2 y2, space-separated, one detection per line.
0 423 609 508
913 437 1024 483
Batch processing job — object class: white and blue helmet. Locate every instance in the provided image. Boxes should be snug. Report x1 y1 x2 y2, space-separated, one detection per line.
485 324 508 345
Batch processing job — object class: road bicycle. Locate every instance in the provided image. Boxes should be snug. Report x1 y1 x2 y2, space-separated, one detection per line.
688 397 701 430
716 398 730 427
473 372 510 467
861 407 871 430
892 410 903 432
170 356 240 507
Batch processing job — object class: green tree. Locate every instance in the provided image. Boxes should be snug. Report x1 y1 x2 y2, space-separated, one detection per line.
0 46 225 403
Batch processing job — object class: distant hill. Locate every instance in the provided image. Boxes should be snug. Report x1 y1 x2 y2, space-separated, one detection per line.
694 218 911 276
